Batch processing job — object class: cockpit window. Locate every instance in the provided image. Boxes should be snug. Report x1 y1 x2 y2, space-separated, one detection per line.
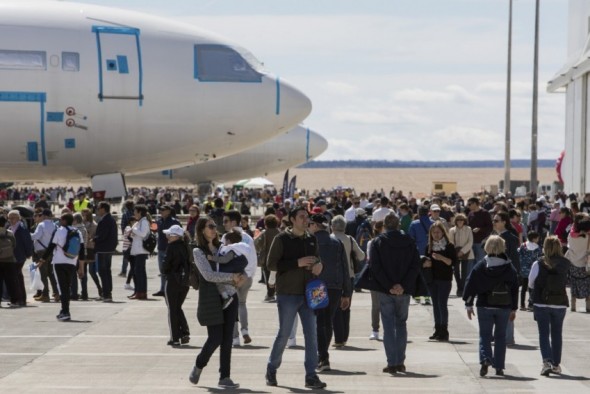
194 44 262 83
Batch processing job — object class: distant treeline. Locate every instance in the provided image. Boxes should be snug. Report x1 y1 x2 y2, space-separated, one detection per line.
298 159 556 169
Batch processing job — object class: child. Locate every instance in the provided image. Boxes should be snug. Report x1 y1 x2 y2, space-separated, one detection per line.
207 230 249 309
517 231 542 311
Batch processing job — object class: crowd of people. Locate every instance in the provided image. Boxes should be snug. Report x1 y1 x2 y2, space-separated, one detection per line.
1 184 589 388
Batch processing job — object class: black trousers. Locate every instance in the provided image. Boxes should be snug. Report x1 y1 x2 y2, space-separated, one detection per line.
0 262 17 304
165 279 190 341
97 253 113 299
262 267 275 298
54 263 76 315
317 289 342 362
196 294 238 379
333 279 354 343
13 261 26 304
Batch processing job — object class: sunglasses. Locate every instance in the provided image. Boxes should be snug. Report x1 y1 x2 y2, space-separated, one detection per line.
492 219 501 223
206 224 217 230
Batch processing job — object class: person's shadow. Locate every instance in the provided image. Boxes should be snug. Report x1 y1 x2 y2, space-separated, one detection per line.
546 373 590 381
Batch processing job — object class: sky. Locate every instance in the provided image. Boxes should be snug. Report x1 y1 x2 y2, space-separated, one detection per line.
75 0 569 162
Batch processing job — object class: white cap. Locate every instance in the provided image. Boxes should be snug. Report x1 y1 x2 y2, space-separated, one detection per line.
163 224 184 237
430 204 441 211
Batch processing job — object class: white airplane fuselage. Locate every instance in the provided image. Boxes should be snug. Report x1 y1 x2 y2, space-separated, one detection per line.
0 1 311 180
126 125 327 186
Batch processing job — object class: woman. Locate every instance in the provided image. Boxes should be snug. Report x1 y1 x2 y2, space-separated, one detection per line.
162 225 191 347
186 205 200 241
189 217 245 389
81 208 101 299
365 220 383 340
423 221 457 341
564 215 590 312
129 204 151 300
529 236 570 376
509 209 524 244
448 214 474 297
554 207 573 250
463 235 518 377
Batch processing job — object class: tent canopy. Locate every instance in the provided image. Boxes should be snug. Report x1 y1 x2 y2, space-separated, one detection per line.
234 177 274 189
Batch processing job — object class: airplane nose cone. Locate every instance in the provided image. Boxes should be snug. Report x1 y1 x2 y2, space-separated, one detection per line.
277 78 312 129
307 130 328 160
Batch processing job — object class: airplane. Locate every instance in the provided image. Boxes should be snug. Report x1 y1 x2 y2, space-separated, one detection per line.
126 125 328 189
0 1 311 188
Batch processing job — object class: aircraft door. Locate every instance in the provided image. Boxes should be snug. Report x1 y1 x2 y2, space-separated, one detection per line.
92 26 143 103
0 92 47 166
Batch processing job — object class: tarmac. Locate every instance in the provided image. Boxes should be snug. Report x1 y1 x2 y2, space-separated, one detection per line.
1 255 590 393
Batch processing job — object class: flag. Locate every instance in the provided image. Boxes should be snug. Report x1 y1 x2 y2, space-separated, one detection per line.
288 176 297 199
281 169 289 202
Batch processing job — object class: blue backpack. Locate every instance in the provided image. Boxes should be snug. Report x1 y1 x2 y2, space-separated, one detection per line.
63 228 81 259
305 278 329 310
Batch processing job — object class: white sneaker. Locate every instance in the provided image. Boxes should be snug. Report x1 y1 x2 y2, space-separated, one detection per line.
232 337 240 347
287 338 297 348
541 361 552 376
551 364 562 374
369 331 380 340
124 284 134 290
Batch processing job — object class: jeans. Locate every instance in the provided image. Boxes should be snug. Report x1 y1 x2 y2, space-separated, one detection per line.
133 254 148 293
157 250 167 292
477 307 510 369
233 276 253 338
472 243 485 267
453 260 469 294
534 306 566 365
267 294 318 379
196 294 238 380
121 253 129 275
379 293 410 367
369 290 381 332
97 253 113 298
428 280 452 326
88 260 102 296
317 289 342 362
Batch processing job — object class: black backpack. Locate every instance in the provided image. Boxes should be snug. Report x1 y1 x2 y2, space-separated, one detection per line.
542 271 568 305
487 281 511 306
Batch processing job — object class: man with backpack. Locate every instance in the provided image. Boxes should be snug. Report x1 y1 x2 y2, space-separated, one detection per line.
94 202 118 302
31 209 57 303
40 213 84 321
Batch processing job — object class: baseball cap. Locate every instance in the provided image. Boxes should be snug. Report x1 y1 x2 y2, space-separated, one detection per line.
163 224 184 237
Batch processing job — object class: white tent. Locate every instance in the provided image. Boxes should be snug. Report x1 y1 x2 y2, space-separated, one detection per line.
235 177 274 189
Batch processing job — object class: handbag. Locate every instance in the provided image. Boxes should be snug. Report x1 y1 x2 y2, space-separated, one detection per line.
305 278 329 310
142 231 157 254
349 237 363 274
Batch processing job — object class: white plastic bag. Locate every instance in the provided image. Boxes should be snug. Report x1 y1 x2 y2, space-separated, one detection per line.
29 263 44 292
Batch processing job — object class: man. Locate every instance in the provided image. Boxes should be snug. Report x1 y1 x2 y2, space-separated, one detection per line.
408 205 433 256
372 196 395 223
153 205 180 297
265 206 326 389
31 209 57 302
0 216 17 308
221 210 257 346
344 199 360 222
40 213 84 321
369 212 421 374
308 214 351 372
94 202 118 302
73 191 91 213
7 210 34 307
429 204 447 227
467 197 493 270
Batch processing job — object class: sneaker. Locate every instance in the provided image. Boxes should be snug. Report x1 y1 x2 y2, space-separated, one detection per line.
189 365 202 384
103 298 113 303
480 360 491 377
167 340 181 347
332 342 345 348
222 296 234 310
152 291 165 297
264 295 276 302
36 295 50 303
286 338 297 348
495 369 504 376
243 334 252 344
316 360 331 372
551 364 562 374
369 331 380 340
56 313 71 321
265 370 277 386
541 361 552 376
423 297 432 305
218 377 239 389
124 283 134 290
232 337 240 347
305 375 327 389
181 335 190 345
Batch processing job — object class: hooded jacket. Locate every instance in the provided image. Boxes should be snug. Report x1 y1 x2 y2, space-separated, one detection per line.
408 215 433 255
369 230 421 295
314 230 352 297
463 254 518 310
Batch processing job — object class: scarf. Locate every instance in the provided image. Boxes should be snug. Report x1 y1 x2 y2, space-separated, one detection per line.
431 238 447 252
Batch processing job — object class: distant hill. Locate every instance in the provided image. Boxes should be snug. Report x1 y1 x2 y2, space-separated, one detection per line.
299 160 555 169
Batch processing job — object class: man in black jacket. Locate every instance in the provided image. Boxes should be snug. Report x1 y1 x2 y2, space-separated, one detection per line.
369 212 420 375
94 202 118 302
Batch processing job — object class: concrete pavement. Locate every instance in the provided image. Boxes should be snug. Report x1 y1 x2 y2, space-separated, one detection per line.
1 255 590 393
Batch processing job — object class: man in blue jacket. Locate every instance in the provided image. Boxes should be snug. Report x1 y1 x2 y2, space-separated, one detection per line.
369 212 421 375
94 202 118 302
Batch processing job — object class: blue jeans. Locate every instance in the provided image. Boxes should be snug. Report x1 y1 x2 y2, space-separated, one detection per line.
158 250 167 292
97 253 113 299
428 280 452 326
534 306 566 365
472 243 485 267
477 307 510 369
267 294 318 379
379 293 410 367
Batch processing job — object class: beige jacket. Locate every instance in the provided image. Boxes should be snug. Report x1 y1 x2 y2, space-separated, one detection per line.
449 225 474 260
